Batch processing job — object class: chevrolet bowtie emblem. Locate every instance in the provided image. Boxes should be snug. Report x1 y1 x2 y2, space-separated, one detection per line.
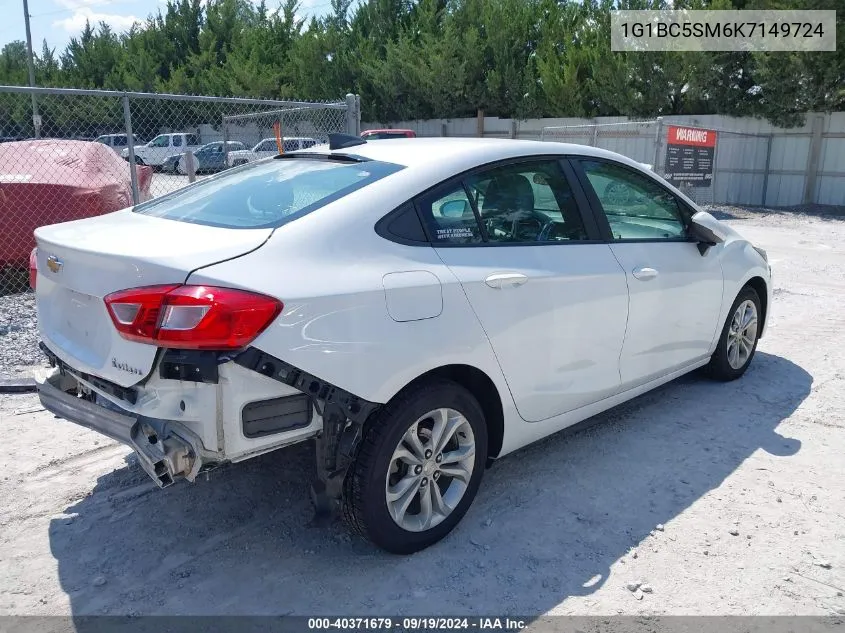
46 255 63 274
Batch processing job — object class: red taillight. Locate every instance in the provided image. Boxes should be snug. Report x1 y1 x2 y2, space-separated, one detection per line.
28 248 38 290
104 285 282 350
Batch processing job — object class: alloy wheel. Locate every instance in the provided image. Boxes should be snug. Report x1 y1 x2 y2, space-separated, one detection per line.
727 299 758 369
384 408 475 532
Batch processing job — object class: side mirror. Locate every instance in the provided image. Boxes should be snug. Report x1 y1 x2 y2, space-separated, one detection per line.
689 211 727 255
441 199 470 218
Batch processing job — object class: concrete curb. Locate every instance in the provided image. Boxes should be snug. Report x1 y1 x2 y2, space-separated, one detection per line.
0 377 38 393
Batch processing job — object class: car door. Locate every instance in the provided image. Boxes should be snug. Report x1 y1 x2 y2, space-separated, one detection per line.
144 134 171 164
573 158 724 388
421 158 629 422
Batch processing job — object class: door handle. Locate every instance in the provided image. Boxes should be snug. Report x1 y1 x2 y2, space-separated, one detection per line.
485 272 528 289
632 266 659 281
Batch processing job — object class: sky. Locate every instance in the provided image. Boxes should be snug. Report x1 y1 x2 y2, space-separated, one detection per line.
0 0 339 55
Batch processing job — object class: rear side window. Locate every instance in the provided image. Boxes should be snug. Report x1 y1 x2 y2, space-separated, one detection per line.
282 139 299 152
134 158 404 229
466 160 589 243
417 185 483 245
415 159 589 245
113 136 127 147
173 135 183 147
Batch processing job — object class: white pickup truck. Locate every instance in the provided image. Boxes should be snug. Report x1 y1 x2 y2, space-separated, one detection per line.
121 133 202 167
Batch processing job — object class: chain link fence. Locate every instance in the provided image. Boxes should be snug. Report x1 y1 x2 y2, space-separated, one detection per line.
0 86 358 377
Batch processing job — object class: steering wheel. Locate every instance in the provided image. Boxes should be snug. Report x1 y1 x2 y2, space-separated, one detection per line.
484 209 551 242
539 219 590 241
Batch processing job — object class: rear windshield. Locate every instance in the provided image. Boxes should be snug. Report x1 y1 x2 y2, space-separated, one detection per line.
133 157 403 229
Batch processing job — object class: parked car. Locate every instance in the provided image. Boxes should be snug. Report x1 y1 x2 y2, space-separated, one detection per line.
1 139 151 266
225 136 318 167
32 136 771 554
120 133 202 167
95 134 141 152
361 129 417 140
161 141 248 175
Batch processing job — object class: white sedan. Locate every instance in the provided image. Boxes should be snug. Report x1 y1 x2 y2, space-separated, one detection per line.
32 137 771 554
226 136 318 167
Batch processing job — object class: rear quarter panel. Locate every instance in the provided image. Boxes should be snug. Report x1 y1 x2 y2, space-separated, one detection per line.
185 201 510 407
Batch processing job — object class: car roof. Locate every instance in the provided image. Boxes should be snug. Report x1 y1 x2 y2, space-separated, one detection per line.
315 137 642 170
302 137 700 212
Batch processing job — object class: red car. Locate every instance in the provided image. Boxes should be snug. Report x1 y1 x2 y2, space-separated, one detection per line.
0 140 152 266
360 129 417 140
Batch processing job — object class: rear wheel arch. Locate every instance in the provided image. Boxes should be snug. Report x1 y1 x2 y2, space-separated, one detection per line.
383 364 504 459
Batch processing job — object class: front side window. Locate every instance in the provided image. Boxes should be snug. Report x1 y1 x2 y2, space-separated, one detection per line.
134 157 403 229
149 135 170 148
256 140 276 152
579 160 687 240
187 135 200 145
282 139 299 152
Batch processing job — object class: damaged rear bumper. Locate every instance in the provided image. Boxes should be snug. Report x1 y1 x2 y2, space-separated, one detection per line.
37 371 203 487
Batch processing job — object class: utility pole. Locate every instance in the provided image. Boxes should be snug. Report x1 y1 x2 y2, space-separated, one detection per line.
21 0 41 138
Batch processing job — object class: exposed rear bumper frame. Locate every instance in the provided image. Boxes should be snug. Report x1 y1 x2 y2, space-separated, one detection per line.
234 347 381 515
37 371 202 488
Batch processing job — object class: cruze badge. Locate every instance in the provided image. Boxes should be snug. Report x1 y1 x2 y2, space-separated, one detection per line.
46 255 63 274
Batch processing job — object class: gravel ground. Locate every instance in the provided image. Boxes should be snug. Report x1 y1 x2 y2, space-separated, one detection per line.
0 292 44 378
0 207 843 618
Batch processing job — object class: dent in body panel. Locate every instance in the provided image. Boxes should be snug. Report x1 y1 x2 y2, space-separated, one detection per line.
382 270 443 322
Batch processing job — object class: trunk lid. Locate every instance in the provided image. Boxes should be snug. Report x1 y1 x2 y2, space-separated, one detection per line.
35 209 272 387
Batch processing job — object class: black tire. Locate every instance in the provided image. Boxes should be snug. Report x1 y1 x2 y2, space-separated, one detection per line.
706 285 762 381
343 380 488 554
